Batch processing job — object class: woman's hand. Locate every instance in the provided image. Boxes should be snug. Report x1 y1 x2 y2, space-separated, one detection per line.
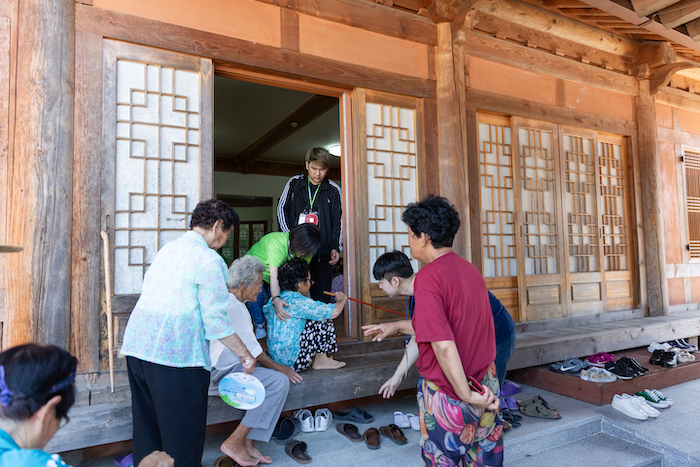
273 297 291 321
378 373 403 399
463 386 499 411
139 451 174 467
331 292 347 319
280 365 303 384
362 322 399 342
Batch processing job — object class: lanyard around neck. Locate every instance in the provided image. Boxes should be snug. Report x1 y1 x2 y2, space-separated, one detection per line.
307 178 321 212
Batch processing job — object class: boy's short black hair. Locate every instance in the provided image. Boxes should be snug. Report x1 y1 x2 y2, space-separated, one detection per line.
278 258 311 292
289 224 322 257
402 195 460 248
373 250 414 281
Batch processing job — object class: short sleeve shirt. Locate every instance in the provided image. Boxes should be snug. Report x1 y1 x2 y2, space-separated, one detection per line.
0 429 71 467
246 232 311 283
120 231 235 370
412 252 495 400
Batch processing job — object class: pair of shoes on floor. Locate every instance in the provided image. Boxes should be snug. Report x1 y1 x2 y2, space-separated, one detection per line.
635 389 672 408
393 411 420 431
605 357 648 379
500 379 521 397
499 396 519 411
667 338 698 352
586 352 615 367
612 394 660 420
501 409 522 428
293 408 333 432
649 349 677 367
580 367 617 383
334 407 374 424
549 358 590 375
518 395 561 419
254 322 267 339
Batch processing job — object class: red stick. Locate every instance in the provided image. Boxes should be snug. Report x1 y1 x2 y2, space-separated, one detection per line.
324 291 407 317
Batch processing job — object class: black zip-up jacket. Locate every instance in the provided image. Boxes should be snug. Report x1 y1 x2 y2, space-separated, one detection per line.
277 174 342 258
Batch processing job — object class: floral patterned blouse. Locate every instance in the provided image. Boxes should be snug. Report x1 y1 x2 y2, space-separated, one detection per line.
263 290 334 367
121 231 236 370
0 428 71 467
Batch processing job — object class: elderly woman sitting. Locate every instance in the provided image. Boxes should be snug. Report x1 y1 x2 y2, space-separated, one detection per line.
0 344 171 467
264 258 348 372
209 256 303 467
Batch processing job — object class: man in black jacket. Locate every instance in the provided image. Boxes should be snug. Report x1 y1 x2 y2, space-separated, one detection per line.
277 147 342 303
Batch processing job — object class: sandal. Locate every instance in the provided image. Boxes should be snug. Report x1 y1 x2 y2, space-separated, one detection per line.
518 395 557 411
285 440 312 464
379 424 408 445
334 407 374 424
519 400 561 419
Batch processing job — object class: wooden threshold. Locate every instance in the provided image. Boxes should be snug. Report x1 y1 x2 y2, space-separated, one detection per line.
512 346 700 406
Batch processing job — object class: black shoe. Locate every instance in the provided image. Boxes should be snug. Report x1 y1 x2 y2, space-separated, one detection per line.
620 356 649 376
605 360 637 379
660 351 677 368
649 349 665 365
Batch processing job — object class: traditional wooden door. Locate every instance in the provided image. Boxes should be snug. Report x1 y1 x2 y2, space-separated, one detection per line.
512 118 569 321
354 89 425 329
101 40 214 360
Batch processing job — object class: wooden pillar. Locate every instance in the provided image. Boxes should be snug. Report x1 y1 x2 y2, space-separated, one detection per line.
5 0 75 348
435 21 471 260
636 79 669 316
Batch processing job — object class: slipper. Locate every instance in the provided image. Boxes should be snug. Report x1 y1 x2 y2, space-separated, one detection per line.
501 380 521 397
334 407 374 424
393 411 410 429
363 427 381 449
501 412 521 428
407 413 420 431
336 423 363 442
504 396 519 411
272 417 302 445
214 456 238 467
519 400 561 419
517 396 557 411
379 424 408 445
114 454 134 467
285 440 312 464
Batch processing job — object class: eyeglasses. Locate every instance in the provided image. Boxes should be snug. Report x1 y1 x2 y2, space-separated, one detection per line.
306 278 315 286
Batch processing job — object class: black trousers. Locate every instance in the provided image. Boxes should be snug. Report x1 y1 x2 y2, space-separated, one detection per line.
127 356 210 467
309 254 333 303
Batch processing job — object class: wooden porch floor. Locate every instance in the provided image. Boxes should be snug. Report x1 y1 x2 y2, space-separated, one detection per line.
48 310 700 454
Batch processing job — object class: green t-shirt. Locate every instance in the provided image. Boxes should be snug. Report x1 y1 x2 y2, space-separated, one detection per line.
246 232 311 283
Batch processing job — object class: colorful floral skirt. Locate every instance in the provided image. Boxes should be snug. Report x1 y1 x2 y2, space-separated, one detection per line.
417 362 503 467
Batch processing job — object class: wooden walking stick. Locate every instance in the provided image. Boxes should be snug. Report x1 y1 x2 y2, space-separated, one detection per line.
100 230 115 393
324 291 406 317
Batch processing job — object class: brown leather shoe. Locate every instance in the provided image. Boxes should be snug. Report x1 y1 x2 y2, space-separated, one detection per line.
363 427 380 449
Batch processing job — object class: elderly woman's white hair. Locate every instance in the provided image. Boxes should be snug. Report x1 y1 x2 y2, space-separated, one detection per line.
227 256 266 289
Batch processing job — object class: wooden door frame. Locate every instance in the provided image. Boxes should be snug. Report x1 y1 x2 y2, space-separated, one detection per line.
211 64 359 338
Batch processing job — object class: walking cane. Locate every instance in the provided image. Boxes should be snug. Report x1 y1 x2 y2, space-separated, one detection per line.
100 231 115 393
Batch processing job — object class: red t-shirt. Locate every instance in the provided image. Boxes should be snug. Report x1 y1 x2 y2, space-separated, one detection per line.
412 251 495 400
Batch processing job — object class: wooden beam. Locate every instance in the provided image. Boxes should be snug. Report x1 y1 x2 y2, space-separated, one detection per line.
462 31 639 95
76 4 436 99
251 0 437 46
636 79 669 315
71 31 103 373
0 0 10 18
477 0 639 56
214 157 340 180
6 0 75 347
630 0 679 16
687 16 700 39
634 41 678 69
657 85 700 109
232 95 337 163
657 0 700 28
464 88 637 135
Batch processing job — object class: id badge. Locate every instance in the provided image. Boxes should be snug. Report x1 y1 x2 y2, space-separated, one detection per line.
298 211 319 226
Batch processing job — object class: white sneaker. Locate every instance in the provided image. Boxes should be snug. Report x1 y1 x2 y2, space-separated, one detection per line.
611 394 648 420
294 409 314 432
407 413 420 431
622 394 660 418
394 411 410 429
647 342 672 352
650 389 675 406
314 408 333 432
254 323 267 339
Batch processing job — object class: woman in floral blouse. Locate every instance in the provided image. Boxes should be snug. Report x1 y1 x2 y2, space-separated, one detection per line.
264 258 347 371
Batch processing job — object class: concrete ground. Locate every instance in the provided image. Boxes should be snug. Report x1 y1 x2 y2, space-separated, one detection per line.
72 379 700 467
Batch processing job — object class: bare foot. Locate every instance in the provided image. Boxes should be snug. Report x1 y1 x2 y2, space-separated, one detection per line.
312 353 347 370
221 440 258 467
245 439 272 464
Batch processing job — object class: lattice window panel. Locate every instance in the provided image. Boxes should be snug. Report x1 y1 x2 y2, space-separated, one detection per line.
113 59 201 295
519 128 558 276
479 122 516 278
598 141 628 271
563 135 599 273
684 149 700 260
366 103 419 281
